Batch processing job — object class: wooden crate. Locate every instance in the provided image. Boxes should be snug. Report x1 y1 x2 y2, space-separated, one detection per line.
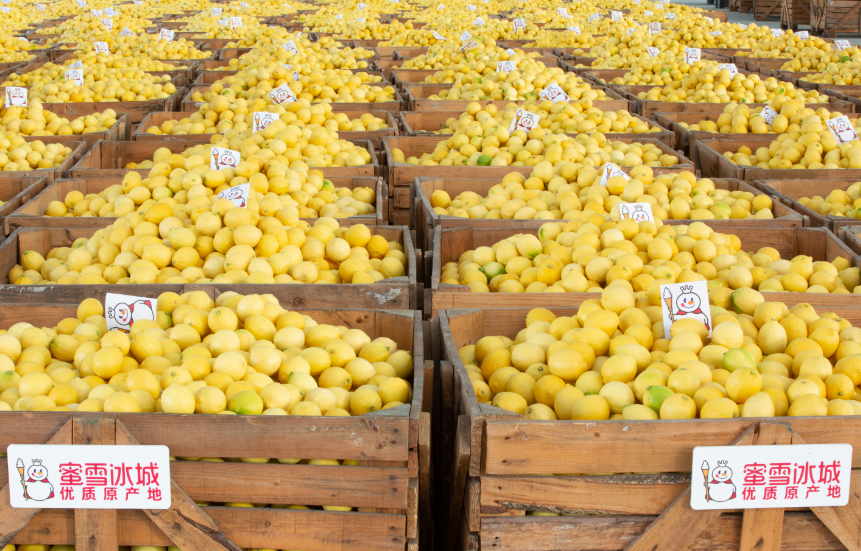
37 51 200 87
437 311 861 551
192 68 389 87
68 139 379 180
404 84 632 113
840 223 861 257
12 113 130 148
694 137 861 181
754 0 783 19
0 303 428 551
654 111 776 158
826 86 861 112
0 84 186 124
132 110 399 148
390 57 561 91
382 135 693 191
0 175 51 236
812 0 861 36
180 85 405 114
416 176 805 252
399 111 674 148
429 226 861 318
730 0 754 12
6 175 388 234
0 225 417 308
750 178 861 232
0 140 87 183
782 0 812 29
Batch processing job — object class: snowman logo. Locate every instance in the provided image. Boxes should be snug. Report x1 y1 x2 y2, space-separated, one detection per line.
668 285 710 331
18 459 54 501
831 118 859 144
6 88 26 107
213 149 238 169
107 299 154 333
631 204 649 222
513 110 537 131
703 460 736 502
218 186 246 208
270 87 292 104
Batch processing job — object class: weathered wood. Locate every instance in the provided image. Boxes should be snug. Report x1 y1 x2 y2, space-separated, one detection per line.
73 416 118 551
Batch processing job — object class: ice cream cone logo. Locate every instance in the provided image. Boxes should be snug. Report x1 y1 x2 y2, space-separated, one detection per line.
702 460 710 501
16 458 25 500
663 287 675 324
620 204 630 220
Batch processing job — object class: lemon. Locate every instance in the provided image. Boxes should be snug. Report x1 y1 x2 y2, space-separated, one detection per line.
92 346 123 379
161 384 195 414
350 386 382 415
643 385 674 414
228 390 264 415
722 348 755 373
553 385 585 420
259 383 300 411
700 397 740 419
660 394 697 419
213 351 248 382
788 394 827 416
711 322 743 349
599 381 635 414
569 394 610 420
622 404 659 420
104 392 142 413
601 354 637 384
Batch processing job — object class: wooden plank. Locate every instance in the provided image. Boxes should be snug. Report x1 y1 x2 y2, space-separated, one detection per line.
418 410 432 551
445 415 472 551
73 416 117 551
739 422 793 551
0 419 72 547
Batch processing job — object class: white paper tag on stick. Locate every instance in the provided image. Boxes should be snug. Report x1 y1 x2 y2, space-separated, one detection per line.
106 293 156 333
211 147 241 171
647 47 660 57
158 29 174 42
94 41 109 53
717 63 739 76
758 106 778 124
796 31 809 38
598 162 630 187
828 116 859 144
252 112 279 132
281 40 298 56
618 202 654 222
5 87 26 108
835 40 851 51
508 108 539 133
649 22 660 34
685 47 701 63
269 83 297 104
65 70 83 85
497 61 516 72
538 82 569 103
216 183 251 207
660 280 712 339
68 60 83 70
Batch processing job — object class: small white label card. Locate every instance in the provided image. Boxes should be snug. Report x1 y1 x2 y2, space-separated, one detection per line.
718 63 739 76
770 28 784 37
240 1 248 5
229 16 242 28
120 27 134 36
269 82 297 104
212 7 222 15
0 7 10 13
77 0 86 7
589 13 600 21
432 31 446 40
252 111 279 132
666 12 676 19
65 69 83 85
646 47 660 57
661 280 711 339
217 18 227 25
835 40 852 50
828 115 860 144
460 30 471 41
598 161 630 187
17 37 27 44
281 40 298 55
68 60 83 69
94 41 109 53
513 17 525 30
357 1 366 7
466 3 475 10
557 7 567 15
497 60 517 72
106 293 156 333
158 28 174 42
355 16 365 22
291 71 300 81
538 82 570 103
216 183 251 208
690 445 852 510
796 30 809 38
634 0 640 4
5 87 26 108
711 30 722 36
757 106 778 124
685 47 701 63
460 39 480 51
650 22 661 34
645 10 653 15
628 27 637 35
37 3 45 10
335 13 342 18
8 445 171 509
505 48 516 56
619 203 655 222
101 18 113 30
133 1 141 4
509 108 540 133
567 26 580 33
211 147 241 171
437 3 444 9
90 8 101 16
655 3 664 9
474 17 485 25
611 10 622 20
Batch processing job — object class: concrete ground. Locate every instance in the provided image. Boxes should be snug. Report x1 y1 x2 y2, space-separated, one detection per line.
676 0 861 44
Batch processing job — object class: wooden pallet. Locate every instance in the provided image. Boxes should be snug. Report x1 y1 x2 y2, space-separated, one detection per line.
5 175 387 233
0 176 51 237
67 139 379 180
430 226 861 319
782 0 812 29
812 0 861 36
0 226 417 308
755 0 783 19
750 179 861 232
0 304 428 551
438 309 861 551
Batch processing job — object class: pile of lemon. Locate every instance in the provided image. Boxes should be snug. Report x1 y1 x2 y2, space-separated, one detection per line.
639 67 830 105
724 109 861 169
0 140 73 171
144 100 389 137
1 61 178 103
11 210 406 285
525 31 595 49
215 36 368 72
0 103 119 137
796 47 861 86
797 183 861 219
461 297 861 420
0 33 44 62
675 103 846 135
438 101 662 137
737 32 833 60
430 168 774 221
0 292 414 422
392 128 680 168
379 28 453 47
441 220 858 294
